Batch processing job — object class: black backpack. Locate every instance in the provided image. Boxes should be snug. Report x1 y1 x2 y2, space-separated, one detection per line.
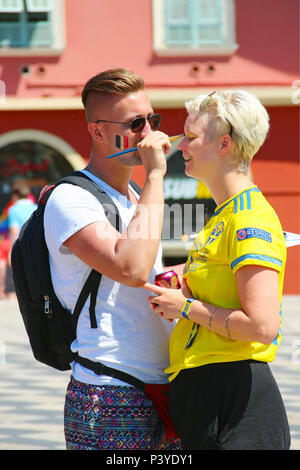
11 171 141 371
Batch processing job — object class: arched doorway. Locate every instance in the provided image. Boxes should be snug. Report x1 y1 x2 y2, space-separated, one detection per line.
0 129 85 213
0 129 85 295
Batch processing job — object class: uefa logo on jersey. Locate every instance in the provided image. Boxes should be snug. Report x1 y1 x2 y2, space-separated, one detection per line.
237 227 272 243
237 229 247 241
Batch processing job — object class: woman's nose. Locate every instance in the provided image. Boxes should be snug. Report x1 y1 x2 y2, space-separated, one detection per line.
178 137 187 151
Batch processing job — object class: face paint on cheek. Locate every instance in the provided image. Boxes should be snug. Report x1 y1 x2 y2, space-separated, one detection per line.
115 135 129 150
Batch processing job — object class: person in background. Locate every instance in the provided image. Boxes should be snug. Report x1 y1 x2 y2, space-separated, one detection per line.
0 180 37 297
0 204 12 298
144 89 291 450
7 180 37 244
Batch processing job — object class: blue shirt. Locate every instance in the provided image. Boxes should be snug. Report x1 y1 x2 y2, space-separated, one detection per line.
7 199 37 231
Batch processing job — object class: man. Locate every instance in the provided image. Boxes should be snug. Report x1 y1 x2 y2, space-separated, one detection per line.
44 68 180 450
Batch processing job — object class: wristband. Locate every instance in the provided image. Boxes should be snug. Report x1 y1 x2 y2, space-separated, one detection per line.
181 298 195 319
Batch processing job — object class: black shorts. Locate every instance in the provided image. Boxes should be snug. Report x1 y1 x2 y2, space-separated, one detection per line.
169 360 291 450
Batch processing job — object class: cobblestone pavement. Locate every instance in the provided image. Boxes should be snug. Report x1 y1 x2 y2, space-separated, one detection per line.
0 296 299 450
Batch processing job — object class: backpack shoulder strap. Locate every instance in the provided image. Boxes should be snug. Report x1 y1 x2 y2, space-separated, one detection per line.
129 179 142 196
50 170 123 331
56 171 121 232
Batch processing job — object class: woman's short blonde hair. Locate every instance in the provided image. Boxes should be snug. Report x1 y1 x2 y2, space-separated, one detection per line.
185 89 270 170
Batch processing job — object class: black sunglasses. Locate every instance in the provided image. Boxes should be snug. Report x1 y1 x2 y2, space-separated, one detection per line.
94 113 162 134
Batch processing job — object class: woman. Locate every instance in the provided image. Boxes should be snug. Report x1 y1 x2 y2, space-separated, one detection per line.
144 90 291 450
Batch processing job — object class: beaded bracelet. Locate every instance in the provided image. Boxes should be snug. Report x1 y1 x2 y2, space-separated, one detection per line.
181 298 195 319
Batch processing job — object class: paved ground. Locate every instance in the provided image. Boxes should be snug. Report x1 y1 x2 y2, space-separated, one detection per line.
0 296 299 450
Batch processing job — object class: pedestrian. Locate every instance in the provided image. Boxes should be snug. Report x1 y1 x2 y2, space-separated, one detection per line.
0 200 13 298
44 68 182 450
7 180 37 245
144 89 291 450
0 233 10 299
5 180 37 296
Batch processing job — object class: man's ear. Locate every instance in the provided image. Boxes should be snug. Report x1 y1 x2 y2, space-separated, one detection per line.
88 123 103 142
217 134 231 156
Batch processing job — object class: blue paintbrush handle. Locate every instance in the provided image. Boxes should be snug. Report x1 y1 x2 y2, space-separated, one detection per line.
106 134 184 159
107 147 137 159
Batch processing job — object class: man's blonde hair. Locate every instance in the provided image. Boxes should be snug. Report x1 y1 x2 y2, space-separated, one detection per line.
185 89 270 171
82 68 145 109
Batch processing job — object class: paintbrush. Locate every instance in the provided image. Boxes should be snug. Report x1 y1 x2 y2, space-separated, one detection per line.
106 134 184 159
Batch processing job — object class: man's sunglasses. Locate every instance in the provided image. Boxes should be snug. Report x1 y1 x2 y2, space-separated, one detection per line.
94 113 162 134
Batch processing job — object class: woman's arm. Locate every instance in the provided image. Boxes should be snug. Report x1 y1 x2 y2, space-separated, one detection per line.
144 265 281 345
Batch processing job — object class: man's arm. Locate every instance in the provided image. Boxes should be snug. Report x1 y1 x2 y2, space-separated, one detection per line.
64 132 170 287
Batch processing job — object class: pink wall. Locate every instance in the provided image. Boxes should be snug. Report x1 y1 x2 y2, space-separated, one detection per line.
0 0 298 97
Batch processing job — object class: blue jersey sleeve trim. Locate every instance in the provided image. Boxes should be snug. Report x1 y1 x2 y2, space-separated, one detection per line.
231 253 283 270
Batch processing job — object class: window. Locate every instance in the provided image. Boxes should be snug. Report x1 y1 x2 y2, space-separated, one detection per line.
0 0 65 54
152 0 238 56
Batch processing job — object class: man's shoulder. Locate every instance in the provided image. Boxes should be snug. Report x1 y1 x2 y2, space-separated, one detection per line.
44 181 108 230
47 181 102 207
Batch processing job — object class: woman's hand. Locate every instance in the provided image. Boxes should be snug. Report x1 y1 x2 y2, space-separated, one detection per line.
143 281 190 321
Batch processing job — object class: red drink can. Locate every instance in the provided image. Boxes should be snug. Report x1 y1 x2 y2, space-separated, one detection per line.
155 270 181 289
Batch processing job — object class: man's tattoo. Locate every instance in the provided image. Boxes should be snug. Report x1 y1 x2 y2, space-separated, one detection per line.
208 307 220 328
225 314 231 338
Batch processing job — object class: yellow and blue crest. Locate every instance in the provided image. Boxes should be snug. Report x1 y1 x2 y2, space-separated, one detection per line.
205 221 224 246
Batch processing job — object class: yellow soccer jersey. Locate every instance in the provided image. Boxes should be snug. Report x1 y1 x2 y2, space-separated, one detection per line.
166 186 286 381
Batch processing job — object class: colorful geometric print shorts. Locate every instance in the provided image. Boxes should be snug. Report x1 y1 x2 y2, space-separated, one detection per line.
64 376 182 450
